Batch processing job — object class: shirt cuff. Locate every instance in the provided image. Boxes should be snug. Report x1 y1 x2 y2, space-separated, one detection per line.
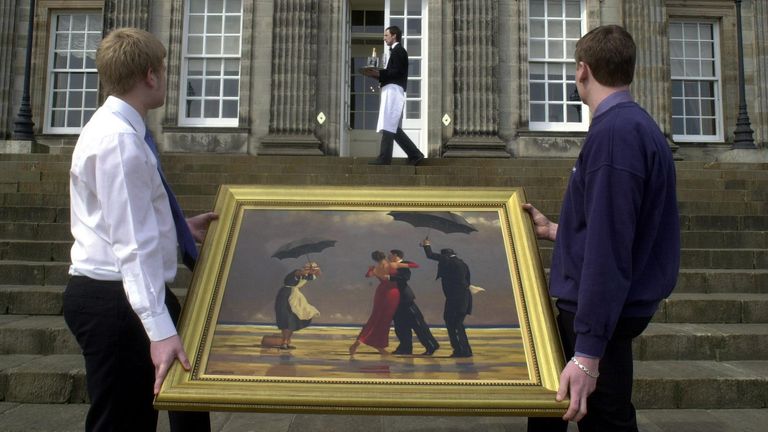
141 309 177 342
575 351 600 359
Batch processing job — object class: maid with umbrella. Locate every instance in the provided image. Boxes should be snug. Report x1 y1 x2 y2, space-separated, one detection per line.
272 237 336 350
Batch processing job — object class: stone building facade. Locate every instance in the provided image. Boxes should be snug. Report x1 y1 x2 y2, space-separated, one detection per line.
1 0 767 160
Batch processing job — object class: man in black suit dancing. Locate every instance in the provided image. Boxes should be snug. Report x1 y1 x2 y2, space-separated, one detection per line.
388 249 439 356
361 25 424 166
421 239 473 358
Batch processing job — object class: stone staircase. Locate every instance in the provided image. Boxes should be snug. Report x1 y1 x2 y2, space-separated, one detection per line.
1 153 767 429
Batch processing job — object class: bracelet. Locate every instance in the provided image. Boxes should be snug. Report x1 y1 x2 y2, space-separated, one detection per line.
571 357 599 378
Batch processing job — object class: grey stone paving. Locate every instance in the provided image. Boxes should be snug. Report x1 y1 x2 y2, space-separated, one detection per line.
3 404 768 431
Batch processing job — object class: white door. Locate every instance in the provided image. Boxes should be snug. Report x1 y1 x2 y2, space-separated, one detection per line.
386 0 427 158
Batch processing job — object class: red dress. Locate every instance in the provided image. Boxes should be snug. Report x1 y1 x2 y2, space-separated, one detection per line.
357 263 418 348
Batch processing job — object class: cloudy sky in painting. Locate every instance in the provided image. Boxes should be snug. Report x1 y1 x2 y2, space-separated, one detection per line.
216 209 520 328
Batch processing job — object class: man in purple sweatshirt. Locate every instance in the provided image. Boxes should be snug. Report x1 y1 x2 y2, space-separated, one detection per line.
525 25 680 432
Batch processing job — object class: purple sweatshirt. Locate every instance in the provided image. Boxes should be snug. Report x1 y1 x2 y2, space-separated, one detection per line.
549 93 680 358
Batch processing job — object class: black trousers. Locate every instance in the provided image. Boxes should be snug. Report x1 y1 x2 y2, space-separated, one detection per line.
393 301 439 353
375 128 423 163
527 308 651 432
444 305 472 356
63 276 210 432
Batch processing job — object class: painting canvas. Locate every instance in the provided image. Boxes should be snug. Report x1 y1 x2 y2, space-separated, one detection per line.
155 186 566 416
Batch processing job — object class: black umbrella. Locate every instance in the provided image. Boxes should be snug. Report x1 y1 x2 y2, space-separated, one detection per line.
272 237 337 261
387 211 477 236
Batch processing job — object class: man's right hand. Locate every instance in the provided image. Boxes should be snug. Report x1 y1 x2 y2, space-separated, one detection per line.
150 334 190 395
522 203 558 241
420 238 431 247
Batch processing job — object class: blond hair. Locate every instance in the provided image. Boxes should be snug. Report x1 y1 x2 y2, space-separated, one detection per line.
96 28 166 96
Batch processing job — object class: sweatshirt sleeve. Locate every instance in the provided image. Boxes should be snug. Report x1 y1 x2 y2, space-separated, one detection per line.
574 163 644 357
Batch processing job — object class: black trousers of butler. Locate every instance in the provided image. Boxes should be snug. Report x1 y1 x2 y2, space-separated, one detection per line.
63 276 210 432
527 308 651 432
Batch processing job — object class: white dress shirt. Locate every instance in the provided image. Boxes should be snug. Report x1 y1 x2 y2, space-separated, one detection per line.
69 96 178 341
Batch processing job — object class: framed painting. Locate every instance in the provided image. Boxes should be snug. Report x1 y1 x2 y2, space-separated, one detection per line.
155 186 567 416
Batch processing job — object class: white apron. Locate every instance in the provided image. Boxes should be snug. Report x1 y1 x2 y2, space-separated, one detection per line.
376 84 405 133
288 278 320 320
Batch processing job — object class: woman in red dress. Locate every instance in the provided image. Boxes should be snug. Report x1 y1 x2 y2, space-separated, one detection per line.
349 250 419 356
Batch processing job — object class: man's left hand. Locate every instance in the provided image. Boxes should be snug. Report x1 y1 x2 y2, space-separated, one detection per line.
187 212 219 242
557 356 599 422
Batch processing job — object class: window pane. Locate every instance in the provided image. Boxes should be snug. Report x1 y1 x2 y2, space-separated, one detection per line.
701 99 715 116
531 103 546 122
672 98 684 116
225 15 241 32
72 15 86 31
70 73 84 89
701 60 714 78
566 104 582 122
672 117 684 135
565 0 581 18
547 64 563 80
684 81 699 98
549 83 563 102
407 39 421 56
66 111 82 128
188 79 202 96
670 40 683 60
225 0 242 13
684 60 699 77
671 59 684 77
187 100 202 118
222 100 238 118
685 118 700 135
206 59 222 75
52 91 67 109
205 79 221 97
670 23 682 40
671 81 683 98
190 0 205 14
188 36 204 54
565 21 580 38
57 15 70 32
205 36 222 55
407 19 421 36
530 63 545 80
530 40 546 58
548 104 563 122
56 34 69 51
54 52 67 69
700 81 713 98
70 91 83 108
209 0 224 13
188 59 204 76
208 15 223 34
409 60 420 77
702 118 716 135
683 23 698 39
684 42 699 59
223 79 239 97
548 40 563 59
223 36 240 55
224 59 239 76
701 42 714 59
531 20 545 38
530 82 546 101
407 0 422 16
547 0 562 17
548 20 563 38
204 100 220 117
391 0 405 16
84 91 97 108
189 16 205 34
406 100 420 119
685 99 700 116
407 80 421 98
700 23 712 40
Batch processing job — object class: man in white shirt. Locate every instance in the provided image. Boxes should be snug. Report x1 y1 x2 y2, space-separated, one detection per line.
64 28 216 431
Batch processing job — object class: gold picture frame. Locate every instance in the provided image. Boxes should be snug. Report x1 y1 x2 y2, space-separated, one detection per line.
155 185 566 416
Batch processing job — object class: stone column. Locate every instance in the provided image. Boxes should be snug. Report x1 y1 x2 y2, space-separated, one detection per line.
260 0 322 155
0 0 18 139
623 0 676 149
103 0 150 31
444 0 508 158
751 0 768 147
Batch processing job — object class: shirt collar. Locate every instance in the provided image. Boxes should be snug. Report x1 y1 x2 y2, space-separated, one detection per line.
390 42 399 50
592 89 633 118
103 95 146 137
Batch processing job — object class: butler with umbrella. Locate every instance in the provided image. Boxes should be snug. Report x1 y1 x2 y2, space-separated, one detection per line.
271 237 335 350
388 212 476 357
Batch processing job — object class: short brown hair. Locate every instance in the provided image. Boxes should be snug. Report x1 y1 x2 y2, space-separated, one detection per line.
96 28 166 96
575 25 636 87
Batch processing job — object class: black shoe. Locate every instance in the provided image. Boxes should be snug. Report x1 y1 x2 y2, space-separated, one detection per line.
368 158 391 165
392 349 412 355
449 352 472 358
421 347 437 356
407 155 424 166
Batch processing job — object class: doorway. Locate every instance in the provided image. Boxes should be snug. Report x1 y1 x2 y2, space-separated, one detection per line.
344 0 427 158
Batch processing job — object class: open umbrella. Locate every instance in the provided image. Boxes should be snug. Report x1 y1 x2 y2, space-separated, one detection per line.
387 211 477 237
272 237 337 262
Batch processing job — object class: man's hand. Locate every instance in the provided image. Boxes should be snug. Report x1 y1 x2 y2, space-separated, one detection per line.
187 212 218 242
361 67 380 78
420 238 431 247
557 356 599 422
150 334 190 395
522 203 558 241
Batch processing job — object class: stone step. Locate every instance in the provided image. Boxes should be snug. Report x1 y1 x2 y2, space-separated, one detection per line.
633 323 768 361
675 269 768 293
2 405 768 432
3 311 767 361
655 293 768 323
3 285 766 324
1 353 767 410
633 360 768 409
537 247 768 270
0 262 763 294
0 206 69 224
0 222 73 241
0 241 70 262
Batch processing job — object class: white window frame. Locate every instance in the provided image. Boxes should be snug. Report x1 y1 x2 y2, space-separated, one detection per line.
528 0 589 132
669 19 724 142
179 0 243 127
44 11 101 134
